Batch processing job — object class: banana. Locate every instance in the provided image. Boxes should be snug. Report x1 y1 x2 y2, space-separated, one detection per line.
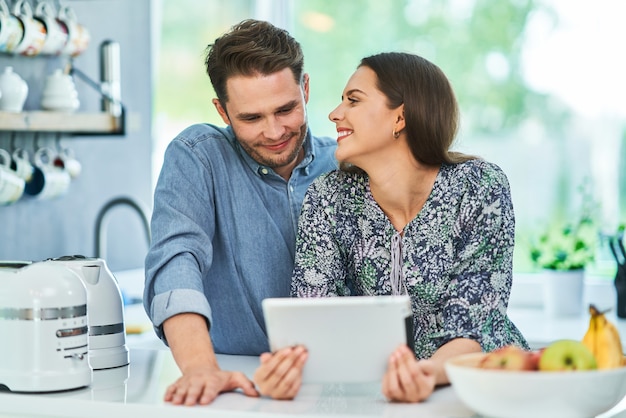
581 304 624 369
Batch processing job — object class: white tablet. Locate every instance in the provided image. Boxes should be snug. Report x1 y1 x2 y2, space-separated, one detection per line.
262 295 412 383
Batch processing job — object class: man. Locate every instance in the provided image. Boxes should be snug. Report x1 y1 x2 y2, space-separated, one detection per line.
144 19 337 405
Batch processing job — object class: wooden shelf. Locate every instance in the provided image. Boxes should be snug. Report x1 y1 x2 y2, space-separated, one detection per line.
0 110 125 135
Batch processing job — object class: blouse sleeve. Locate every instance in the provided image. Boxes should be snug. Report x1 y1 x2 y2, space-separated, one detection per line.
291 174 348 298
439 163 522 351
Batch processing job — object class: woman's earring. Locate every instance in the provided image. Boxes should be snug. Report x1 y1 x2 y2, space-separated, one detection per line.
392 129 400 139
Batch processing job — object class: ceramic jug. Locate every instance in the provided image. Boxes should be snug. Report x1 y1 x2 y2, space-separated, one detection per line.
40 69 80 112
0 67 28 112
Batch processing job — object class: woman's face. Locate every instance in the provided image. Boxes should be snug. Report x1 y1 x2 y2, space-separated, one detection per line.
328 66 403 167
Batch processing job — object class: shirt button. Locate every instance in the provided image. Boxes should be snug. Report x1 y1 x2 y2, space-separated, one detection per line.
260 168 269 175
289 186 294 192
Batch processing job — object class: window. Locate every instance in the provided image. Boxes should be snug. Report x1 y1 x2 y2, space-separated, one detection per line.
154 0 626 277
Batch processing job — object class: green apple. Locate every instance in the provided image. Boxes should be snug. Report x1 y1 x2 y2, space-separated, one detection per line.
479 345 536 370
538 339 598 371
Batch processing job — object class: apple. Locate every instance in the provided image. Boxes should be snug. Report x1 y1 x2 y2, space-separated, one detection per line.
479 345 536 371
538 339 597 371
528 348 545 370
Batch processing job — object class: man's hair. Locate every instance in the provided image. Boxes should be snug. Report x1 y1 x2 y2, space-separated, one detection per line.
205 19 305 104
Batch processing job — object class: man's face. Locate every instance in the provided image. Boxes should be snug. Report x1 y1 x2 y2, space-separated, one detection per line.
213 68 310 179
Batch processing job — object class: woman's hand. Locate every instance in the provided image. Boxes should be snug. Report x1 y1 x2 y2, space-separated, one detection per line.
382 344 436 403
253 345 308 400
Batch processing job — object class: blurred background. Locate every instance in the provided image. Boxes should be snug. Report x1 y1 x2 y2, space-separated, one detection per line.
153 0 626 277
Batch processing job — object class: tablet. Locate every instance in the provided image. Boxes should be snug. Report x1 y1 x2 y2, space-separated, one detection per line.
262 295 412 383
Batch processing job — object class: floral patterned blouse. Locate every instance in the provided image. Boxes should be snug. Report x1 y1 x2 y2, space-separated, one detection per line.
291 159 529 358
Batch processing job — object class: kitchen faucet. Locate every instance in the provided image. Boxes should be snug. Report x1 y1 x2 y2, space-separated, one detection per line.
94 196 151 260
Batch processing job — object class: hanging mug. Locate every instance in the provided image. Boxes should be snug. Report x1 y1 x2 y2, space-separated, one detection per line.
24 147 71 200
0 149 25 205
53 146 81 179
11 0 46 56
10 148 34 183
0 0 23 53
57 5 89 57
34 0 68 55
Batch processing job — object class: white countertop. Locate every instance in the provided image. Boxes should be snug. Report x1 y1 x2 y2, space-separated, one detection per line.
2 344 626 418
3 301 626 418
3 269 618 417
0 347 475 418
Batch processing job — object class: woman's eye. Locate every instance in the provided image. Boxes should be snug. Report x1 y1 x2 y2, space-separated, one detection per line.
347 97 357 104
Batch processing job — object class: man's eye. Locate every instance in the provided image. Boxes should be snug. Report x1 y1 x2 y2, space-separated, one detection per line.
278 107 294 114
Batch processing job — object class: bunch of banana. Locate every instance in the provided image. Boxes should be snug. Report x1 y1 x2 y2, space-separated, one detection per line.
581 304 625 369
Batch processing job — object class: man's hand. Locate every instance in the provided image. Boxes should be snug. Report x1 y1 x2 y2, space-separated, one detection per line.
253 345 308 400
162 313 259 405
164 364 259 405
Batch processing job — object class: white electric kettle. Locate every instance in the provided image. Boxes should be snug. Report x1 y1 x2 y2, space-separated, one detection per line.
46 255 129 370
0 261 91 392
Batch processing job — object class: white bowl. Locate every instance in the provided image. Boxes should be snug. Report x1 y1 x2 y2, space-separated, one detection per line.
445 352 626 418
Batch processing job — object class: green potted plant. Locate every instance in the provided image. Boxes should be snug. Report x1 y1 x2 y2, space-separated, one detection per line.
528 179 599 316
529 216 598 317
529 217 597 271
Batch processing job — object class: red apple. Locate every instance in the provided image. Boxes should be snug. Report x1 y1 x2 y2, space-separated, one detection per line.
479 345 536 371
528 348 545 370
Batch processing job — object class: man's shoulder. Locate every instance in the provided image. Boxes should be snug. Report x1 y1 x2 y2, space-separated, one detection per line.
169 123 235 150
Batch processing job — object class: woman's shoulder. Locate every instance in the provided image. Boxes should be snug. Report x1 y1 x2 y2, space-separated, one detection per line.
313 169 367 189
308 169 368 203
443 159 510 189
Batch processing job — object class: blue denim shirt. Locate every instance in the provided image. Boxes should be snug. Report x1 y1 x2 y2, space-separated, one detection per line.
144 123 337 355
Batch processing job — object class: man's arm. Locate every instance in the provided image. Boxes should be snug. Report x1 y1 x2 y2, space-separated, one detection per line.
162 313 260 405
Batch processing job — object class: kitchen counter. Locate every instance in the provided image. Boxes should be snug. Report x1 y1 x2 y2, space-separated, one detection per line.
0 347 475 418
4 270 622 417
2 344 626 418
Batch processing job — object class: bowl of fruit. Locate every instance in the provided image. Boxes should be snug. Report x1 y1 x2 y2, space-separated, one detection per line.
445 305 626 418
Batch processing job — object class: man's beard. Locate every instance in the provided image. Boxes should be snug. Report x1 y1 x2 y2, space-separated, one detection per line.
235 122 308 169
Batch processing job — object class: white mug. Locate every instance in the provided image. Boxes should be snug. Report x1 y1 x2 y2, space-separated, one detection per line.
57 5 89 57
34 0 68 55
0 0 23 53
0 148 25 205
11 0 46 56
10 148 34 182
23 147 70 200
53 146 81 179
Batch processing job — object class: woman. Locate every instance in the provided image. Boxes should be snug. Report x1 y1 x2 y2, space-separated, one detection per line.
254 52 528 402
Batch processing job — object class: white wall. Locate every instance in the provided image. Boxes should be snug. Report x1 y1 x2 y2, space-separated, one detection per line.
0 0 153 271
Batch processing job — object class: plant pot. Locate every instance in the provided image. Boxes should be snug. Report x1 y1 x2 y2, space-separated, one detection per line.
542 269 585 317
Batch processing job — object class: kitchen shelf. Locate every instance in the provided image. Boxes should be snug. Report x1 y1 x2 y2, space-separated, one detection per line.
0 110 125 135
